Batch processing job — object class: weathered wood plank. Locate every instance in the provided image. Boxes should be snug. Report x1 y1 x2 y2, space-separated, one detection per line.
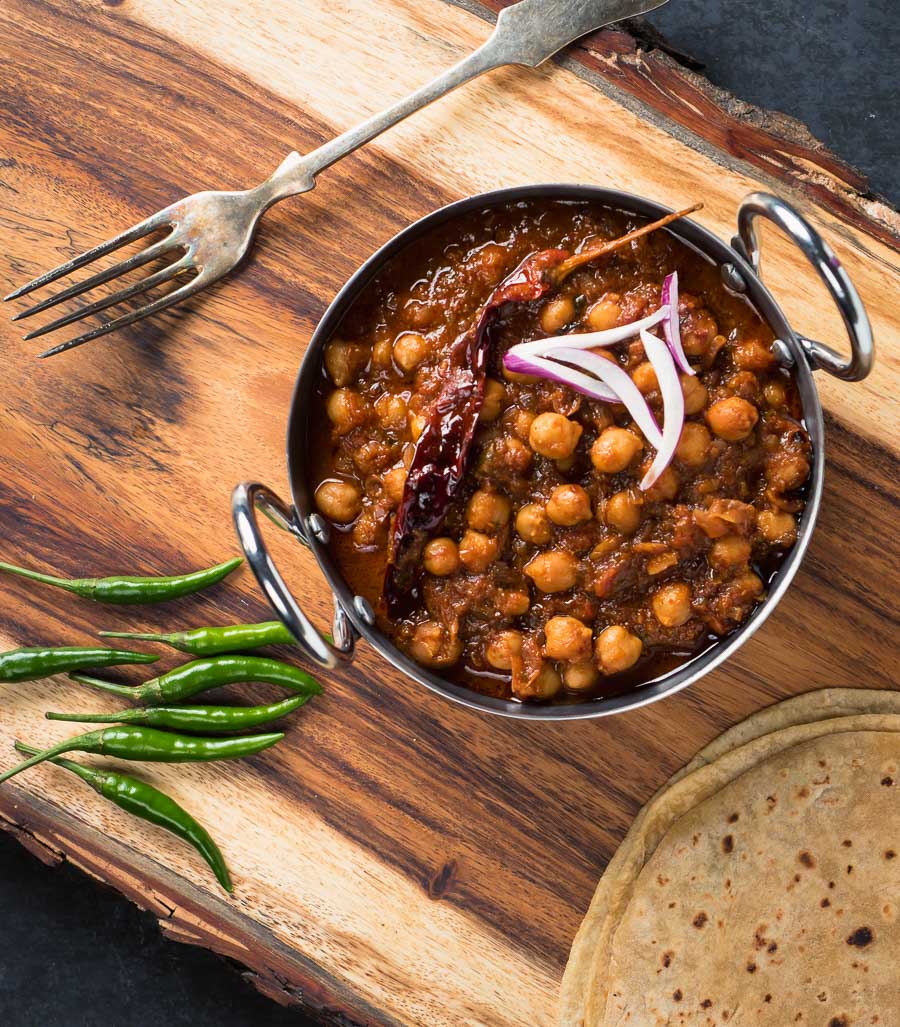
0 1 897 1024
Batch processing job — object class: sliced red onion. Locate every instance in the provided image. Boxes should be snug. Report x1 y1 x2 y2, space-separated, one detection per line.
638 329 684 490
513 305 669 358
503 349 620 405
661 272 694 375
550 348 662 449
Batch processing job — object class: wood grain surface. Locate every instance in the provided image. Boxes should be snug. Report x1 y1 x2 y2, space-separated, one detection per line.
1 1 897 1024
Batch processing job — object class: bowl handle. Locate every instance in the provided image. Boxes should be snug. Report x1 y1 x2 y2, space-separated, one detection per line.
231 482 356 669
733 192 874 381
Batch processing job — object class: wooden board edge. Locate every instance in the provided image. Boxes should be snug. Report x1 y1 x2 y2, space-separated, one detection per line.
460 1 900 252
0 791 395 1027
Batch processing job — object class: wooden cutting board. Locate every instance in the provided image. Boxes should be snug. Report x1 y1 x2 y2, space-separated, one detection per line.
1 2 898 1024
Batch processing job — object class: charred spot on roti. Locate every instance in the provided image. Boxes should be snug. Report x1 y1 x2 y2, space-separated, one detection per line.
746 961 757 973
672 989 682 1001
882 776 894 786
798 849 815 867
700 998 712 1009
722 834 734 853
846 926 873 947
661 950 674 968
828 1018 849 1027
821 897 831 907
884 850 896 860
841 839 852 847
727 811 740 823
692 911 708 928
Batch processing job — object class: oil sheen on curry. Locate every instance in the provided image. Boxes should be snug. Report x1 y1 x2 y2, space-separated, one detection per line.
309 200 810 703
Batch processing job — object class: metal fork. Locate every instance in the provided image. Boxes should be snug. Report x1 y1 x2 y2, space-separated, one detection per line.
5 0 667 357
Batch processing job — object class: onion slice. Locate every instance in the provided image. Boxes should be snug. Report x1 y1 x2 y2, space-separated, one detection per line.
503 349 620 405
661 272 693 375
638 329 685 490
512 305 669 358
551 347 663 449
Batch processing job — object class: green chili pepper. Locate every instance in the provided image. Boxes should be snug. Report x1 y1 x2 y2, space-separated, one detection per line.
46 694 308 733
0 557 242 604
14 741 233 892
69 655 322 705
98 621 296 656
0 646 157 683
0 725 284 784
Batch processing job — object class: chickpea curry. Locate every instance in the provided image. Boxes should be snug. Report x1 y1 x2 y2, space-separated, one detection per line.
309 200 811 704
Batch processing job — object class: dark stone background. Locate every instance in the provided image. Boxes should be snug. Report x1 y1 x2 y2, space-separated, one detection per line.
1 3 896 1025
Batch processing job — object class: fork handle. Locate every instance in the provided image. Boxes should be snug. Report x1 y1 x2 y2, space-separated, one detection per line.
261 0 666 201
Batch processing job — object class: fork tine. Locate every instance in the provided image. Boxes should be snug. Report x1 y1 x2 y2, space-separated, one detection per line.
12 237 179 323
22 258 192 341
3 210 172 302
37 275 209 359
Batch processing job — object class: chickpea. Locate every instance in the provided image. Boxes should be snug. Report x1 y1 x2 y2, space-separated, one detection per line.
314 480 361 524
324 339 369 386
544 616 593 661
515 661 562 701
763 379 787 408
644 465 680 502
381 465 407 507
423 537 460 576
766 452 810 492
681 311 718 356
326 388 369 436
479 378 507 423
407 411 427 441
708 534 751 569
735 570 764 599
651 581 693 627
675 421 712 468
540 295 575 334
485 630 523 671
458 530 500 573
353 439 392 476
516 503 552 545
605 489 642 534
585 297 621 331
681 374 709 415
647 551 677 576
733 339 774 371
499 436 533 474
374 392 408 433
503 365 538 385
595 625 642 675
631 361 658 395
757 509 798 545
590 427 642 474
546 484 593 526
403 298 438 328
392 332 430 373
408 622 462 668
473 242 507 279
563 660 600 692
525 550 579 593
372 336 393 368
706 396 759 441
496 589 531 617
510 408 536 441
466 490 512 532
529 412 583 460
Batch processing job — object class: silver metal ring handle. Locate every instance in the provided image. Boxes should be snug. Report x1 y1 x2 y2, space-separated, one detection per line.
734 192 874 381
232 482 354 669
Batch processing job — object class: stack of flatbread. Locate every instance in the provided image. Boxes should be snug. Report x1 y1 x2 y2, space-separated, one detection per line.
560 689 900 1026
